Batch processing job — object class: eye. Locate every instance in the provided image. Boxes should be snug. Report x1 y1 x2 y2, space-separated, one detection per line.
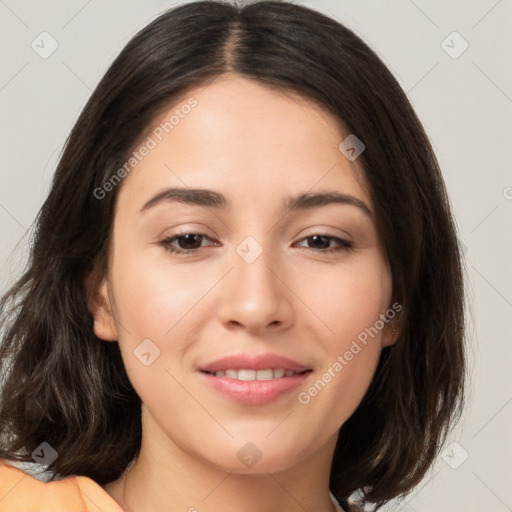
159 233 217 255
294 234 353 253
159 232 353 256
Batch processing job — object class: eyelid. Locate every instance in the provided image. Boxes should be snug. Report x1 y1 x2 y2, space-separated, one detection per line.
296 226 353 243
161 224 218 238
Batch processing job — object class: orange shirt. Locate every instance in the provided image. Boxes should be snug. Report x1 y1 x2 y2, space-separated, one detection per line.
0 458 358 511
0 458 124 512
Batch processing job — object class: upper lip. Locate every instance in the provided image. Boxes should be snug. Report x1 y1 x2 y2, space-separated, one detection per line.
199 353 311 373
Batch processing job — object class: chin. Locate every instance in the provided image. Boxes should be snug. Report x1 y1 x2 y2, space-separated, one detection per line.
216 453 300 475
196 434 316 475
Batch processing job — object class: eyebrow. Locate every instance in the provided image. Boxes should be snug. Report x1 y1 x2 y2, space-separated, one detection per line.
140 187 372 218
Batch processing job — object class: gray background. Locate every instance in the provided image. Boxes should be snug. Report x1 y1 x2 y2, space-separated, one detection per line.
1 1 511 510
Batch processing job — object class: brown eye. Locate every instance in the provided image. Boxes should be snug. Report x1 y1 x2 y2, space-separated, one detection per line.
159 233 215 255
174 234 204 250
295 234 353 253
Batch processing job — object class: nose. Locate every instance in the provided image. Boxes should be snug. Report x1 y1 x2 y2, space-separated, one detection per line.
216 245 295 335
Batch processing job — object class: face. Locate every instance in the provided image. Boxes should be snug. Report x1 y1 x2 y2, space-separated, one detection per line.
91 74 397 474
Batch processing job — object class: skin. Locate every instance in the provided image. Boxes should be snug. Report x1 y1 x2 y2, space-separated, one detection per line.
91 74 398 512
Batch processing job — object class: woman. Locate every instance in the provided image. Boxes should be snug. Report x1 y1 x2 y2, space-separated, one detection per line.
0 1 466 511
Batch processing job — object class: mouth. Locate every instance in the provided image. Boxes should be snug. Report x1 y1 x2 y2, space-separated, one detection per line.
201 368 310 380
198 353 312 405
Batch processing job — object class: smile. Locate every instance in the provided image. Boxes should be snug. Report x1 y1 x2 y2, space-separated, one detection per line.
204 368 304 380
198 353 312 405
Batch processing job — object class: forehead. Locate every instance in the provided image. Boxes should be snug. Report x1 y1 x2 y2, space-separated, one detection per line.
117 74 371 212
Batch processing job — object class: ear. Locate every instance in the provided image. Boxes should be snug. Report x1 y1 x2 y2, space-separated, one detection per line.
381 303 403 348
86 274 119 342
382 320 401 348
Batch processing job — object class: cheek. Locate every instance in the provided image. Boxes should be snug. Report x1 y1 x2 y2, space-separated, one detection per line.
109 240 208 341
108 236 238 397
108 252 206 413
296 253 391 347
294 254 391 422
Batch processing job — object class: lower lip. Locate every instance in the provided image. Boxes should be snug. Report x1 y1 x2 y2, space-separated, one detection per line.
199 372 310 405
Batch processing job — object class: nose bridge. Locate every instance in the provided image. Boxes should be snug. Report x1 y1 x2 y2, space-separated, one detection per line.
217 235 293 331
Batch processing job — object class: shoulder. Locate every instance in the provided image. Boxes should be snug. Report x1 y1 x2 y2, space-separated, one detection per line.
0 458 123 511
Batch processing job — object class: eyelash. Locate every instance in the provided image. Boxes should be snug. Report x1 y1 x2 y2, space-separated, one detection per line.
158 232 353 255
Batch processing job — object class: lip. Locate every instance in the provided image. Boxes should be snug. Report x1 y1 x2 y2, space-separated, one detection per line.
198 353 312 406
200 373 310 405
198 353 310 373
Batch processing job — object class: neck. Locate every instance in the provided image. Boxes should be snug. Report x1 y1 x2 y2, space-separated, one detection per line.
103 409 339 512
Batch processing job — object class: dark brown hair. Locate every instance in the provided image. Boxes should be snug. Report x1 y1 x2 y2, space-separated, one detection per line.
0 1 466 509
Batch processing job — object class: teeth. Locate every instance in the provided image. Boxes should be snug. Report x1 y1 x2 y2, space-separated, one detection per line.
273 368 285 378
256 369 274 381
238 369 256 381
212 368 299 380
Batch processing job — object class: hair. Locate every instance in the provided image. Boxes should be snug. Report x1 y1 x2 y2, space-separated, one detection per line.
0 1 466 509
